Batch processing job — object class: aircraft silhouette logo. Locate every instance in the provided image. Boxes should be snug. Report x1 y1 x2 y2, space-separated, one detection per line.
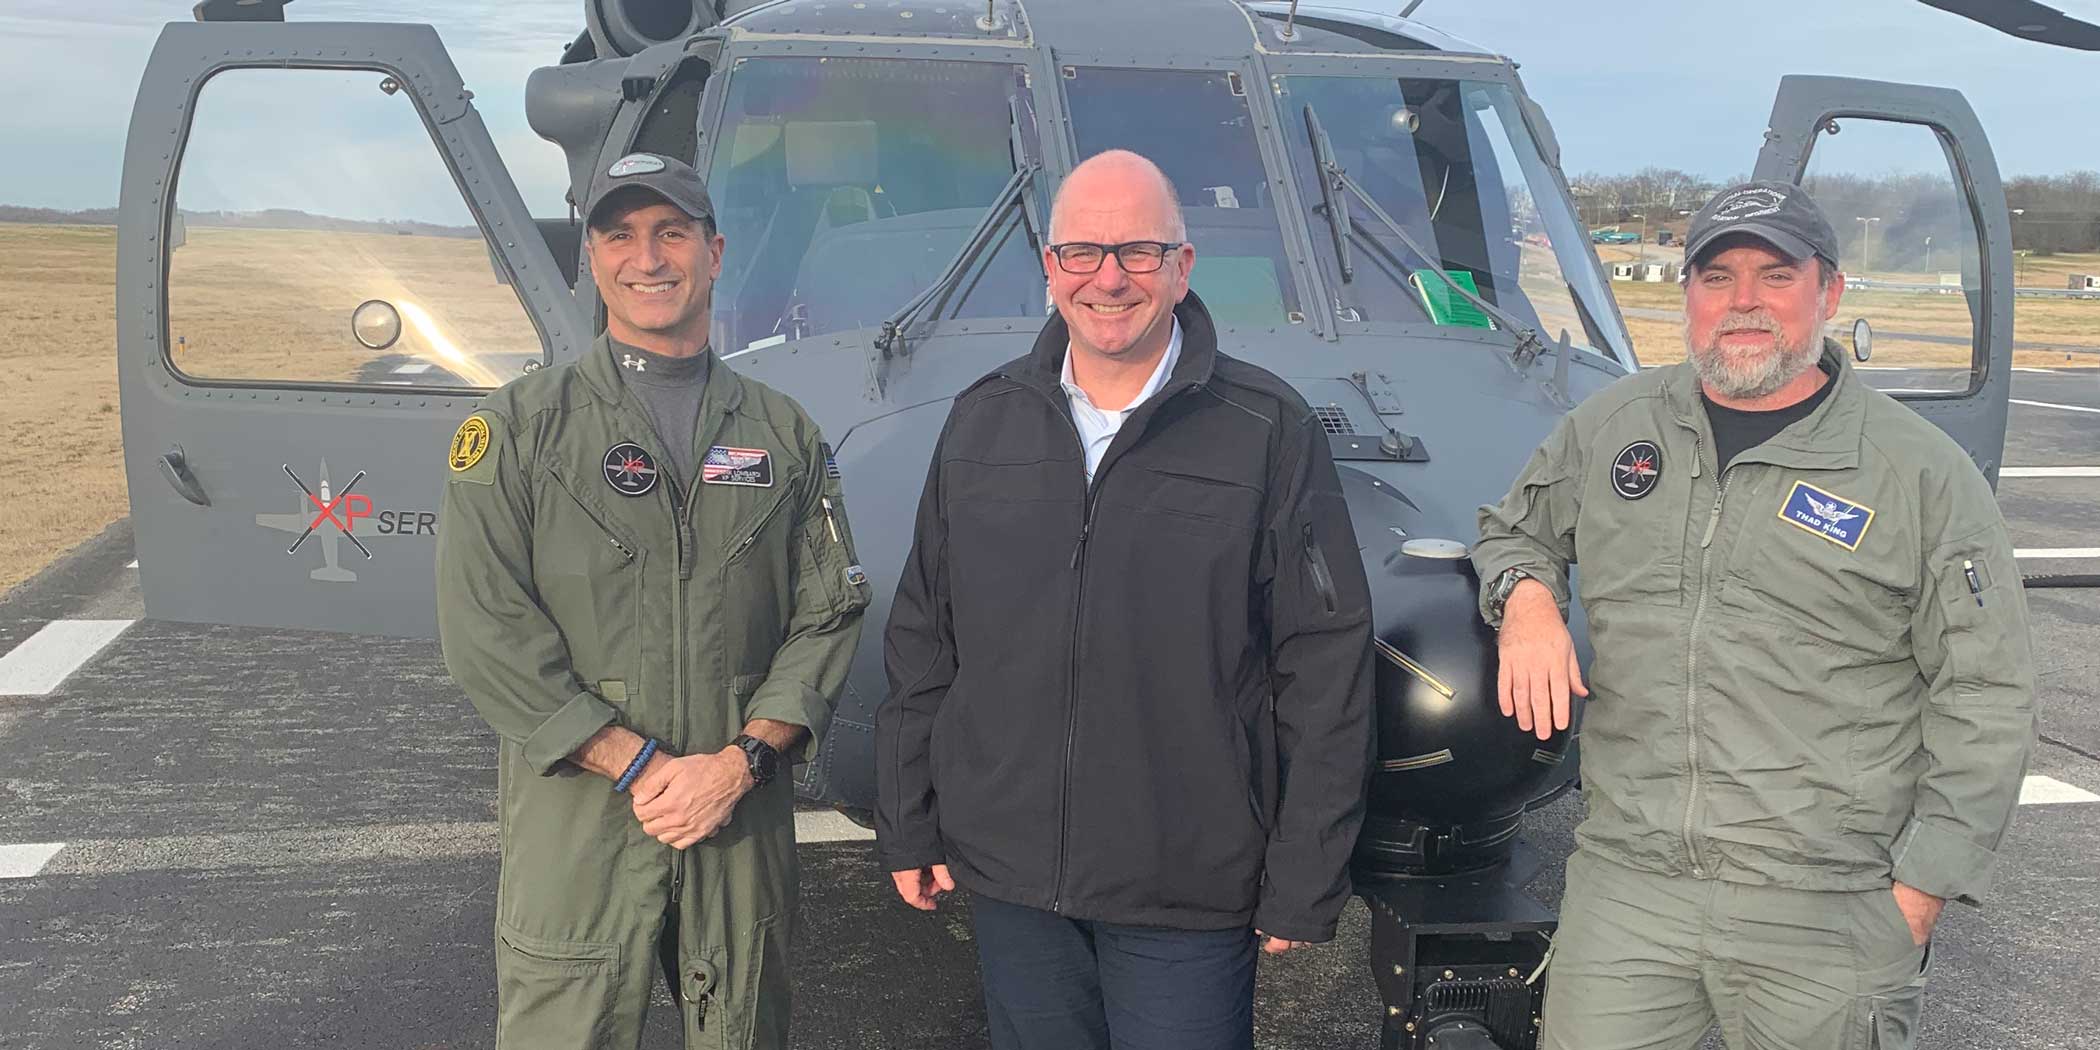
255 461 372 582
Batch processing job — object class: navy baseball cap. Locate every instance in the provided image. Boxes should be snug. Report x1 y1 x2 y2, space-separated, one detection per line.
1684 180 1839 268
583 153 715 229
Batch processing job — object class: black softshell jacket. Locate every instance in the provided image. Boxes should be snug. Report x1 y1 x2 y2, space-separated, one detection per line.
875 293 1375 942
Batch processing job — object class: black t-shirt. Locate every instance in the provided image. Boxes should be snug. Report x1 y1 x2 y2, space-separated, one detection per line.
1702 365 1835 474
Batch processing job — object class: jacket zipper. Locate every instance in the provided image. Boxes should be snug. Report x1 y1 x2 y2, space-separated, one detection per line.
1303 522 1338 613
1006 371 1193 913
1682 434 1728 881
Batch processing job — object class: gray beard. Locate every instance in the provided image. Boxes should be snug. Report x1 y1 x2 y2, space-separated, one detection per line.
1686 318 1823 400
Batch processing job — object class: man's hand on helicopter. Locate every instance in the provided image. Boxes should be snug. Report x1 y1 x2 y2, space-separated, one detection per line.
629 747 754 849
1495 578 1587 741
890 864 956 910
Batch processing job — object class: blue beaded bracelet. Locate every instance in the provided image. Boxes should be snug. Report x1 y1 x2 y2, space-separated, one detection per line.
615 738 660 793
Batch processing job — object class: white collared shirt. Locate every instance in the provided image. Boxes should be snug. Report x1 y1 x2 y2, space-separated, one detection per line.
1060 319 1183 482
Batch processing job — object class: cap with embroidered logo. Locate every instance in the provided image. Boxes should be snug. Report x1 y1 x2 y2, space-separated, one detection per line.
583 152 716 229
1683 179 1840 270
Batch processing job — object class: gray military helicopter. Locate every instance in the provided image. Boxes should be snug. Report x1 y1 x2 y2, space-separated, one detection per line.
117 0 2051 1045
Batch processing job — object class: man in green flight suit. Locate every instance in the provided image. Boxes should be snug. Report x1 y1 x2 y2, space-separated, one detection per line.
1475 181 2035 1050
437 152 869 1049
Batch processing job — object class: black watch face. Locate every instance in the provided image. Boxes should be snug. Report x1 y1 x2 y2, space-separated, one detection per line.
742 737 778 782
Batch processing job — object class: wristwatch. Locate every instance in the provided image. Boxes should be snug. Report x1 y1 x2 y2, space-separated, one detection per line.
732 734 780 788
1485 567 1534 626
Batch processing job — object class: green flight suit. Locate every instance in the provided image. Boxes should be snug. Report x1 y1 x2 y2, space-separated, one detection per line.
1474 342 2036 1049
437 336 869 1049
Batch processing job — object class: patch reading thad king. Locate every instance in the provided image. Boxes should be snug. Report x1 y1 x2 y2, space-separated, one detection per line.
703 445 774 487
1778 480 1874 550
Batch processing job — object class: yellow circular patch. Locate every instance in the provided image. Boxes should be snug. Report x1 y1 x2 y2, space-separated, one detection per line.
449 416 491 472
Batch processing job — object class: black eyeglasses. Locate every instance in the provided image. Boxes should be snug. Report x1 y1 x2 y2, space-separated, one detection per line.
1047 240 1185 275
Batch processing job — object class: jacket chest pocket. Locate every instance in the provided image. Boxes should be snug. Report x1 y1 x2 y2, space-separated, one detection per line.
538 462 646 687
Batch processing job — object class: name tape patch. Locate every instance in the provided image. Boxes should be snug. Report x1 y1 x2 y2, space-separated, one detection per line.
703 445 774 487
1778 480 1874 550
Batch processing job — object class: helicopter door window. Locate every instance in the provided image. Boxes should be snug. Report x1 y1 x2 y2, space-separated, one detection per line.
1793 119 1992 398
1063 68 1300 328
164 68 544 390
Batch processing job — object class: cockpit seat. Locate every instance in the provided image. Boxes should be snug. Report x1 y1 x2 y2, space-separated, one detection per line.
729 120 888 349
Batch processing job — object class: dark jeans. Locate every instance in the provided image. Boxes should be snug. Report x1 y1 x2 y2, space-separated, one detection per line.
969 894 1257 1050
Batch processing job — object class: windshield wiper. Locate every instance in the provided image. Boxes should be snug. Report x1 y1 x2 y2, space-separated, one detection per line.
875 97 1043 358
1302 105 1354 285
1302 104 1573 407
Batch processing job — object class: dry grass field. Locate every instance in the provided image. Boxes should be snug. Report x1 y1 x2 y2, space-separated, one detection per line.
0 225 124 597
0 224 2094 596
167 226 537 387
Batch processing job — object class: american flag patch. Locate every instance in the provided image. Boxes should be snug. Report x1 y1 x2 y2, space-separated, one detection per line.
702 445 773 487
821 441 842 480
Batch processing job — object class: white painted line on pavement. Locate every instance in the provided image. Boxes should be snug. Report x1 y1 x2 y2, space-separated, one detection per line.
392 362 435 374
2012 398 2100 415
125 559 138 569
796 810 876 844
0 843 66 879
2001 467 2100 478
1856 366 1905 371
2019 775 2100 806
2015 548 2100 560
0 620 135 696
2012 367 2059 374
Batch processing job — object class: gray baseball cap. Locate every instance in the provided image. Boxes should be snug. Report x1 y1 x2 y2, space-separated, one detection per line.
1683 179 1839 269
583 152 715 228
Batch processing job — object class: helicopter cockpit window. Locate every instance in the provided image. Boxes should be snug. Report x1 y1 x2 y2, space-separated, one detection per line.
164 68 545 390
1063 68 1302 328
703 58 1044 353
1278 76 1630 361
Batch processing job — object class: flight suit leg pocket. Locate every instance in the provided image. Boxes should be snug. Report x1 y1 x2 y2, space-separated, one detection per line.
495 923 621 1049
735 913 791 1050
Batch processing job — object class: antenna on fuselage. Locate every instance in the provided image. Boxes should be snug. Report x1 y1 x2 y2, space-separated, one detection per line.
1280 0 1300 40
977 0 1005 31
1400 0 1430 16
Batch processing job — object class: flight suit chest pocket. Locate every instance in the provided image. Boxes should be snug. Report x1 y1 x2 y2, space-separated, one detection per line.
1572 436 1690 604
538 462 645 685
1719 490 1911 650
723 479 800 569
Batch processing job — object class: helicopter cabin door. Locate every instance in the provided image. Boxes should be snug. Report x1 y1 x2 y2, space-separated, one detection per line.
1752 75 2016 486
116 21 587 636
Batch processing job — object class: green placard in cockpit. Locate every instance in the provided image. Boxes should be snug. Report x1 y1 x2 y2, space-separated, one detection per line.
1409 269 1496 330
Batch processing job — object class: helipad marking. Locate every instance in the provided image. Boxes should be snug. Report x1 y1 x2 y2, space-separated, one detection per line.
2014 548 2100 560
2019 775 2100 805
2001 467 2100 478
2012 398 2100 415
0 843 65 879
125 559 138 569
392 362 435 374
0 620 135 696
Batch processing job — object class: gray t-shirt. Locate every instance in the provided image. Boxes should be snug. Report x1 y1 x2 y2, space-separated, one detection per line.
610 337 711 492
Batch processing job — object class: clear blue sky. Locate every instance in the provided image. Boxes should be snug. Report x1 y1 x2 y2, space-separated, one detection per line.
1 0 2089 215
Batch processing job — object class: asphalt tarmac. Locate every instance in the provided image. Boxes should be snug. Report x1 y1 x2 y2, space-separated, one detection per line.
2 368 2096 1049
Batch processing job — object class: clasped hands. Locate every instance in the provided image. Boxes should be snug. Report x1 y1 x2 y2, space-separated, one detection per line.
628 747 754 850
